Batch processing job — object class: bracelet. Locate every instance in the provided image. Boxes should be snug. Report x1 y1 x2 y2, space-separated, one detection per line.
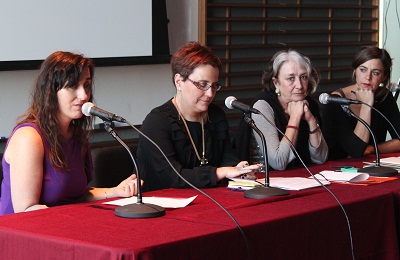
309 124 320 134
104 189 108 199
286 125 299 131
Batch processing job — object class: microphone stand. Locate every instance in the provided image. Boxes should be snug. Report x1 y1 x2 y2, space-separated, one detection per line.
102 121 165 218
340 105 398 177
243 116 289 199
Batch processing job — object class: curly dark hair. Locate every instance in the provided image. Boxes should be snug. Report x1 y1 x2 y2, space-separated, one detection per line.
17 51 94 170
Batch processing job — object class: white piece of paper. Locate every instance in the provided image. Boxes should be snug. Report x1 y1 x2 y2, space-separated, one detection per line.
228 177 329 191
313 170 369 182
104 195 198 208
269 177 330 191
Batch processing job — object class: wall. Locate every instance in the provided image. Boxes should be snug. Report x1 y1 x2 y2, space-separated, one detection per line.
1 1 399 137
0 0 199 137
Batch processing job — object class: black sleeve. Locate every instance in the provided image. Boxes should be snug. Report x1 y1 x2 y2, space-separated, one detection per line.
321 98 368 159
380 94 400 140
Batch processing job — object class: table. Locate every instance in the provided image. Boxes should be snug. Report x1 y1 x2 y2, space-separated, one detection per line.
0 155 399 260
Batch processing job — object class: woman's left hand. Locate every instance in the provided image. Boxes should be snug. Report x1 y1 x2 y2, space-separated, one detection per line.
109 174 143 197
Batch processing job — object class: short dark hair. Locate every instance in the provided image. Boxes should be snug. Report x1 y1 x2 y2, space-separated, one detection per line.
170 41 222 85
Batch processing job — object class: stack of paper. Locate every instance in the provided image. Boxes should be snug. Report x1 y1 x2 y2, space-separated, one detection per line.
227 178 263 191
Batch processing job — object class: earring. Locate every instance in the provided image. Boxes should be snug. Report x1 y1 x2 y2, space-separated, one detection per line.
275 88 281 96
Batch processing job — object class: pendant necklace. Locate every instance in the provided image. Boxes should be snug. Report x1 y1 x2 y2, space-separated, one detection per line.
173 97 208 166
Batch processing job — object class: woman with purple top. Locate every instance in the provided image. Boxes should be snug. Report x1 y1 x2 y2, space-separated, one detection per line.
0 51 139 215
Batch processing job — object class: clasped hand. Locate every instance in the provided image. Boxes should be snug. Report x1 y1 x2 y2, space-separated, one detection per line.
287 100 314 123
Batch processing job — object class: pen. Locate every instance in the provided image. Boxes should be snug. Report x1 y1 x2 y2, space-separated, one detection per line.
330 165 356 168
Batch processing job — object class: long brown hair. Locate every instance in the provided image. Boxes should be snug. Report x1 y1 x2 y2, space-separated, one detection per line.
17 51 94 170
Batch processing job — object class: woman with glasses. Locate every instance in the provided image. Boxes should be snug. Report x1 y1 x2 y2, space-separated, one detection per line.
236 49 328 170
137 42 260 191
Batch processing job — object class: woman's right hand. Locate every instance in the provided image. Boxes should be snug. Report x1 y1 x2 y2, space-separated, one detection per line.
355 88 374 106
286 101 305 119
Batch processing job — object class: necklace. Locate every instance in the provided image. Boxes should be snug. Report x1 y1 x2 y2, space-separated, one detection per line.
173 97 208 166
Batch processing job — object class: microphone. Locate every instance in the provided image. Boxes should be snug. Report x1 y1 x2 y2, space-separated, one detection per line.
82 102 126 123
242 116 289 199
225 96 260 114
319 93 362 105
101 121 165 219
340 105 397 177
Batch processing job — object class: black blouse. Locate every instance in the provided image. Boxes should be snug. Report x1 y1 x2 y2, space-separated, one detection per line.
137 99 238 191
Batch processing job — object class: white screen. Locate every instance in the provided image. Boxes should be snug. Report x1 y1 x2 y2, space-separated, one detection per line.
0 0 152 61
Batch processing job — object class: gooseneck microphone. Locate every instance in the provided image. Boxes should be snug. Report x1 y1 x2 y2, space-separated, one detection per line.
319 93 363 105
225 96 260 114
82 102 126 123
340 105 397 177
243 116 289 199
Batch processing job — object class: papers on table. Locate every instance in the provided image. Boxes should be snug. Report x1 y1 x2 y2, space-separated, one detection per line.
104 195 197 208
364 157 400 171
227 178 263 191
228 177 330 191
270 177 330 190
313 170 369 182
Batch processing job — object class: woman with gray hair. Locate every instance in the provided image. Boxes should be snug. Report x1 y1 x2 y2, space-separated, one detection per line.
235 49 328 170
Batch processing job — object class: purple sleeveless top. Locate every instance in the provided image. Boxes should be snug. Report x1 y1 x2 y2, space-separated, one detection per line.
0 123 93 215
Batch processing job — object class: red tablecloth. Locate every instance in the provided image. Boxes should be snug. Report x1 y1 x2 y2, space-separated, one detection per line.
0 155 399 259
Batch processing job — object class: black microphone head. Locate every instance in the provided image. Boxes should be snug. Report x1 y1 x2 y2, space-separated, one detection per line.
82 102 95 116
319 93 329 104
225 96 237 109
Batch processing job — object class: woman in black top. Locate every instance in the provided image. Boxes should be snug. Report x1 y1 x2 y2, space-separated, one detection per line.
322 46 400 160
137 42 261 191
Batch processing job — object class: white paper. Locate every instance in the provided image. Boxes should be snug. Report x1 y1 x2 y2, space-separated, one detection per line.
363 157 400 171
104 195 197 208
228 177 329 191
314 170 369 182
269 177 330 191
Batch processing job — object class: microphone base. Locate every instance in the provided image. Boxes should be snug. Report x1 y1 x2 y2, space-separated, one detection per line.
244 186 289 199
358 165 398 177
115 203 165 218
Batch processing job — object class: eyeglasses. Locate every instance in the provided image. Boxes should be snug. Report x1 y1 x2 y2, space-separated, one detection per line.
187 78 221 92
